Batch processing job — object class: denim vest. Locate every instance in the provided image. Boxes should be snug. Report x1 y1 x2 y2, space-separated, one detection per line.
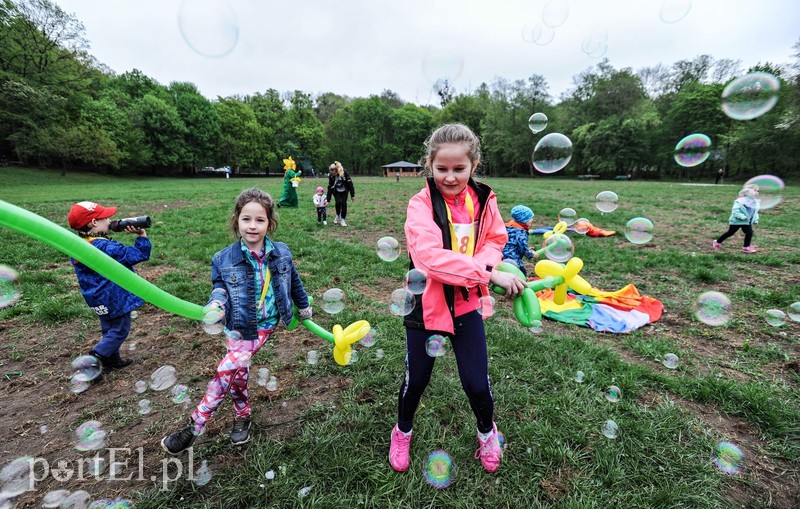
209 240 310 340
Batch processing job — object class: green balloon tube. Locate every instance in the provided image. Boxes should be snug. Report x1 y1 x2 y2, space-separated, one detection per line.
0 199 206 321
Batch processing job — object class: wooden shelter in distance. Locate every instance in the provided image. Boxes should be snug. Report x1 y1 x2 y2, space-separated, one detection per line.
382 161 422 177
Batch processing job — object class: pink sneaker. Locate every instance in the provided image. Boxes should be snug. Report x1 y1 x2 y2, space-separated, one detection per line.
474 422 503 473
712 240 722 251
742 246 757 253
389 425 412 472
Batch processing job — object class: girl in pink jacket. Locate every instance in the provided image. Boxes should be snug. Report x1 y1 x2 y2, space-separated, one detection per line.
388 124 527 475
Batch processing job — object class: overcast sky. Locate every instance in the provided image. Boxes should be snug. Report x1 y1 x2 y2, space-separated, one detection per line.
54 0 800 105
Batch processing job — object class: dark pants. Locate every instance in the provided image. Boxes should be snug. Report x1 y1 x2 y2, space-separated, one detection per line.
95 312 131 358
397 310 494 434
316 206 327 222
333 191 349 220
717 224 753 247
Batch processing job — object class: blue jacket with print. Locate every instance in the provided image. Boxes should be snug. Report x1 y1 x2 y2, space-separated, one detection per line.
501 225 534 266
72 236 152 319
209 240 310 340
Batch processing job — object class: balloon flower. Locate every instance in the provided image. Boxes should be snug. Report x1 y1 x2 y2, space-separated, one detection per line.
534 257 592 305
285 298 371 366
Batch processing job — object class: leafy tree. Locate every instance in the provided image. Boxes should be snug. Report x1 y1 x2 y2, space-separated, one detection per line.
169 81 221 173
214 97 262 172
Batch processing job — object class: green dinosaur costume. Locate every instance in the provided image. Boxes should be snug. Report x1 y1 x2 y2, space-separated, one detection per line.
278 169 301 207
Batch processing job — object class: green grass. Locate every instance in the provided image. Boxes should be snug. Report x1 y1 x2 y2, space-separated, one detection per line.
1 168 799 508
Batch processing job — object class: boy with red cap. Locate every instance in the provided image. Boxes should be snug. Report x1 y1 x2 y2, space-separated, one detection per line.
68 201 151 373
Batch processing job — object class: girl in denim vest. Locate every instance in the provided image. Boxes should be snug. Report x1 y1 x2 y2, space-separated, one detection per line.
162 188 312 454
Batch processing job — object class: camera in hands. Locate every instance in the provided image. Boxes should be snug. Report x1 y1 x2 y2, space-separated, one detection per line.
110 216 151 232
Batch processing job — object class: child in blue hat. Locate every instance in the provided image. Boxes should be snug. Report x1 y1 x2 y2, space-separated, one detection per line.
501 205 536 276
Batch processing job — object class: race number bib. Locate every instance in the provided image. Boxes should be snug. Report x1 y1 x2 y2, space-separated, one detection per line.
452 222 474 254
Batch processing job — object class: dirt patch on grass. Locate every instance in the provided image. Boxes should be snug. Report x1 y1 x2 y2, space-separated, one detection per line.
0 308 350 506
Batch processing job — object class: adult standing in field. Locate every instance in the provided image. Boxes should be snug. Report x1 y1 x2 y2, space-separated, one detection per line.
326 161 355 227
278 157 301 208
715 168 724 185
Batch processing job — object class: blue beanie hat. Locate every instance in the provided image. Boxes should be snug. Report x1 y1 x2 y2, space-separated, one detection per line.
510 205 534 224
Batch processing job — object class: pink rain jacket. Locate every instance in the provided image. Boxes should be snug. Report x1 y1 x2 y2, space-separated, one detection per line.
403 178 507 334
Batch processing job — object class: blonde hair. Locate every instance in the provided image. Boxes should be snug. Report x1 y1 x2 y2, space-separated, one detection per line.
739 185 759 198
421 123 481 175
329 161 344 175
229 188 278 237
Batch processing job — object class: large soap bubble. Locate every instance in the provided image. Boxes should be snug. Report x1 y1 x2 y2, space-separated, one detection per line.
721 72 780 121
532 133 573 174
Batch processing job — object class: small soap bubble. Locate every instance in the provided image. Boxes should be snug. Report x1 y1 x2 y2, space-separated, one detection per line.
72 355 102 382
127 342 137 351
202 304 225 325
103 499 133 509
41 489 71 508
59 490 91 509
70 374 90 394
298 486 312 498
74 420 107 451
532 133 573 174
529 320 543 334
605 385 622 402
477 296 496 317
764 309 786 327
360 328 377 347
40 425 48 434
87 456 107 476
193 460 212 486
662 353 679 369
557 207 577 225
722 72 780 121
574 370 585 383
521 22 555 46
225 329 243 341
713 441 743 474
377 236 401 262
595 191 619 213
375 348 385 360
178 0 239 58
528 112 548 134
674 133 712 167
138 399 152 415
572 218 591 234
256 367 269 386
203 321 224 335
322 288 346 314
150 365 177 391
694 291 731 326
744 174 784 210
0 457 35 498
129 310 138 320
425 335 448 357
264 470 275 480
266 376 278 392
659 0 692 23
581 27 608 58
787 302 800 322
405 269 428 295
134 380 147 393
624 217 654 245
423 450 456 489
171 384 189 403
543 233 574 263
348 350 359 364
541 0 569 27
602 419 619 439
0 264 21 309
389 288 416 316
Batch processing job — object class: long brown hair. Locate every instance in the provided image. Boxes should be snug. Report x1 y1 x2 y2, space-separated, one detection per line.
229 188 278 237
421 123 482 176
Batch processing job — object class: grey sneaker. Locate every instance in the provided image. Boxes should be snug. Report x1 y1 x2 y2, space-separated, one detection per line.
161 417 197 455
230 417 251 445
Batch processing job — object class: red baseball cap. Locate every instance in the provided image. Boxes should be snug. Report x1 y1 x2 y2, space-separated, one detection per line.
68 201 117 229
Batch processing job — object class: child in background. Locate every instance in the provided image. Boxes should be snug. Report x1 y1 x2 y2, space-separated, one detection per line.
161 188 312 454
713 185 760 253
68 201 151 372
313 186 328 225
501 205 537 277
390 124 526 474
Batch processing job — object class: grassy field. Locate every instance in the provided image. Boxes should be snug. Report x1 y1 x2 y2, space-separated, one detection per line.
0 168 798 508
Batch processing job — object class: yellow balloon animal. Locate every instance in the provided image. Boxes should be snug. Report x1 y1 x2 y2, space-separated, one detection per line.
534 257 592 305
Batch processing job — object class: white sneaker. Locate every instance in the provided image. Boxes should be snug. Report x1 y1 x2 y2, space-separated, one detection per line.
323 220 327 225
340 220 347 227
334 215 340 224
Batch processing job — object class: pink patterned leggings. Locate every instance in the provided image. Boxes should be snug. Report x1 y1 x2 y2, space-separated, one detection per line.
191 329 272 433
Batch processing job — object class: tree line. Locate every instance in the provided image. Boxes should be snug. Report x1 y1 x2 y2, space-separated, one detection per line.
1 0 798 180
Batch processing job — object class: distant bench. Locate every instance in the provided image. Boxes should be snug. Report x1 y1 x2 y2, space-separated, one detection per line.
577 174 599 181
613 175 629 180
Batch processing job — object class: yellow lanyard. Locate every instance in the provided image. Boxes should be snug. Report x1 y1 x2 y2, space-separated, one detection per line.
258 267 271 311
444 191 475 256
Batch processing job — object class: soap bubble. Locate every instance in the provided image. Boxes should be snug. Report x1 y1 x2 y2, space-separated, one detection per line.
70 375 90 394
423 450 456 488
542 233 573 263
178 0 239 58
581 28 608 58
150 365 177 391
529 319 543 334
558 208 577 225
674 133 712 167
171 384 189 404
322 288 345 314
360 328 377 347
41 490 70 508
0 265 21 309
134 380 148 393
377 236 401 262
662 353 679 369
477 296 496 317
572 218 591 234
624 217 654 245
138 399 152 415
58 490 91 509
75 421 107 451
532 133 573 174
744 174 784 210
542 0 569 27
602 419 618 439
72 355 102 382
425 335 448 357
0 457 34 498
574 370 585 383
405 269 428 295
722 72 780 121
694 291 731 326
788 302 800 322
595 191 619 213
528 112 548 134
713 441 743 474
605 385 622 402
659 0 692 23
521 22 555 46
389 288 416 316
764 309 786 327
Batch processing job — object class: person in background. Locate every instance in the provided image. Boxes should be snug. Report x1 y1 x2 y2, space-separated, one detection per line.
326 161 355 227
713 185 759 254
313 186 328 225
501 205 537 277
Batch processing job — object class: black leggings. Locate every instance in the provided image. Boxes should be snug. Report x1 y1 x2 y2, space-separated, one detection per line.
333 191 349 219
717 224 753 247
316 206 327 222
397 310 494 434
